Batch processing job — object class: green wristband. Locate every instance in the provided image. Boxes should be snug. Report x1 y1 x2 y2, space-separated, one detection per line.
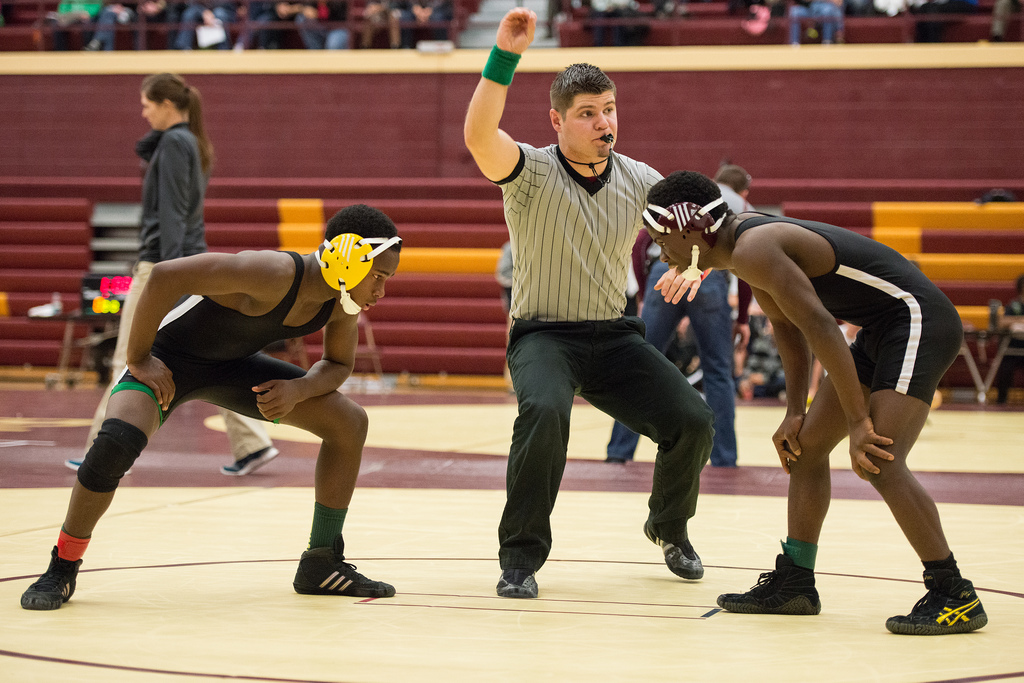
482 46 521 86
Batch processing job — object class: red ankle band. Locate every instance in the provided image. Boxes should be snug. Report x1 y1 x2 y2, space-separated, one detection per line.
57 529 90 562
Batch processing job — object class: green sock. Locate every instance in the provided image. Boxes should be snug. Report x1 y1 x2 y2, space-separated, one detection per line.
308 502 348 550
781 537 818 570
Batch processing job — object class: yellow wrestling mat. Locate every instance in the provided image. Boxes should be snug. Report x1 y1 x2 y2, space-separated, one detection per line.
1 487 1022 683
204 404 1024 473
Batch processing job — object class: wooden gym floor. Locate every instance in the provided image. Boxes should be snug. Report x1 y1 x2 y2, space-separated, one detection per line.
1 382 1022 683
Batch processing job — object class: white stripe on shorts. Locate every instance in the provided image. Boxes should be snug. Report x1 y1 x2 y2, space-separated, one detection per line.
836 265 922 395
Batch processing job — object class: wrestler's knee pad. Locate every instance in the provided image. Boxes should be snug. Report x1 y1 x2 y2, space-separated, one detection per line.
77 418 148 493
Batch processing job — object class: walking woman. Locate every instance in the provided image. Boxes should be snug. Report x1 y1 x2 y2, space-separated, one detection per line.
69 73 279 479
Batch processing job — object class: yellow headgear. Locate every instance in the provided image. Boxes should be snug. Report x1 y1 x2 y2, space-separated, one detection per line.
315 233 401 314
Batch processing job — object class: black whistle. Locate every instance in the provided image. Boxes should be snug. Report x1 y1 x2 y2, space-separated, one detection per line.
600 133 614 143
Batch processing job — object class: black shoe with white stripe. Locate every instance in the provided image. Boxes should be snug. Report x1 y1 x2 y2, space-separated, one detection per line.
21 545 82 610
293 535 395 598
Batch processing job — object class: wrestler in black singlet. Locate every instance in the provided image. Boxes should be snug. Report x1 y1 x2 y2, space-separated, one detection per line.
735 215 962 403
114 251 336 420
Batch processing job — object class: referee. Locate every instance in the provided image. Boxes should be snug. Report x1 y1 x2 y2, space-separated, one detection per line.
464 8 715 599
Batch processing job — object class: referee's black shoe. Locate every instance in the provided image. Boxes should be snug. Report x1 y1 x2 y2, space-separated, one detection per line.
886 573 988 635
21 546 82 611
716 553 821 615
293 535 395 598
496 568 538 598
644 521 704 580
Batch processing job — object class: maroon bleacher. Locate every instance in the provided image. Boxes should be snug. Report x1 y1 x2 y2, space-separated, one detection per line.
0 197 93 367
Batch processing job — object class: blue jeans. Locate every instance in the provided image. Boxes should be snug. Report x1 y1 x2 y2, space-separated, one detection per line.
91 7 119 50
296 13 350 49
788 1 844 44
173 4 235 49
607 262 738 467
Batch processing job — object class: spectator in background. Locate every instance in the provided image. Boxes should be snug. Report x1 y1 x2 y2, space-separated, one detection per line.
995 274 1024 404
605 163 753 468
84 2 134 50
590 0 632 46
296 0 349 48
411 0 453 41
913 0 976 41
495 241 514 391
737 312 786 400
360 0 410 48
44 0 101 50
788 0 844 44
990 0 1020 40
172 0 236 49
68 73 279 479
247 1 310 49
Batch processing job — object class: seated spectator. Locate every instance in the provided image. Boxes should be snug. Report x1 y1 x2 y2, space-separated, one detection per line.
990 0 1019 40
84 2 135 50
411 0 452 41
360 0 411 48
788 0 844 44
45 0 102 50
996 274 1024 404
913 0 977 42
590 0 633 46
296 0 350 48
737 314 786 400
172 0 236 48
248 1 308 48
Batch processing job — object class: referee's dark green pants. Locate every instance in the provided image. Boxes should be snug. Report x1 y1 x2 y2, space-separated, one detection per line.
499 317 714 572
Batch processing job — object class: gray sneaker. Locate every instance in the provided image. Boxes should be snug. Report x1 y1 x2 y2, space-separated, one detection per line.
496 569 538 598
644 520 704 580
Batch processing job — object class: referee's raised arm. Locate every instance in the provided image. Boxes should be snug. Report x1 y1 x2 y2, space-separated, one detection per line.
464 8 536 182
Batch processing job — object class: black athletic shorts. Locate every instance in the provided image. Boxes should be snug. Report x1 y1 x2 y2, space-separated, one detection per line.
848 300 963 403
114 349 306 421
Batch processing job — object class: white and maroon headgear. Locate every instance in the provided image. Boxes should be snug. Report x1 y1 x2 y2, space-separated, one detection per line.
641 196 727 248
642 196 725 283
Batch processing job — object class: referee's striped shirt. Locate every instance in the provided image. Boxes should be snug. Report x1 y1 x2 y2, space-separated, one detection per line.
498 143 663 323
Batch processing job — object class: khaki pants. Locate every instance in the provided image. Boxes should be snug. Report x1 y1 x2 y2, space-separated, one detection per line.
83 261 273 461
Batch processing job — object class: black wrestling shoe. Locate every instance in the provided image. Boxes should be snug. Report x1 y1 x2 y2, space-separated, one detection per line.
644 521 704 580
496 569 538 598
885 573 988 635
293 535 395 598
717 554 821 615
21 546 82 611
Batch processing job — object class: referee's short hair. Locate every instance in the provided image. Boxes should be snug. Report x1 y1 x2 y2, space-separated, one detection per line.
550 63 616 115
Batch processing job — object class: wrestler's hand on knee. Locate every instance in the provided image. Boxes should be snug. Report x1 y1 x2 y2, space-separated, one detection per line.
127 354 175 410
253 379 300 422
772 414 804 474
654 267 702 304
848 417 894 480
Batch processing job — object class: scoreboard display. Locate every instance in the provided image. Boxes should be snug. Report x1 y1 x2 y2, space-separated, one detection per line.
81 274 132 315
